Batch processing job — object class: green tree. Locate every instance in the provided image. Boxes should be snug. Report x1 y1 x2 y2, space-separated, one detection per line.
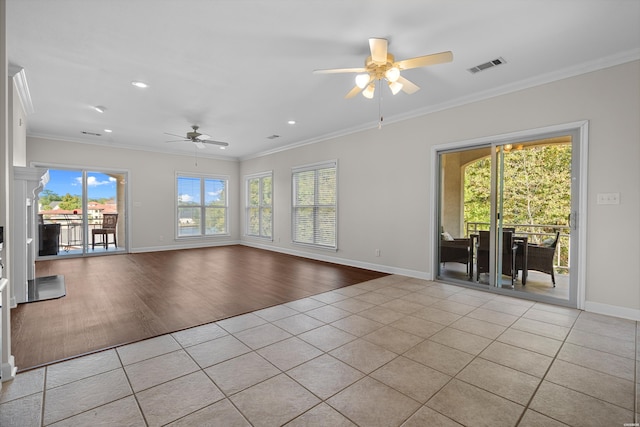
39 189 62 210
463 144 572 267
58 193 82 210
464 144 571 231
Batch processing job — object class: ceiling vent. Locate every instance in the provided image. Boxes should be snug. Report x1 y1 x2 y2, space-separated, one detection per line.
266 134 280 140
467 57 506 74
81 131 101 137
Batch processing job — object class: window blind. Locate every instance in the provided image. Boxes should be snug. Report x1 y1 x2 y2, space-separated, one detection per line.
292 162 337 249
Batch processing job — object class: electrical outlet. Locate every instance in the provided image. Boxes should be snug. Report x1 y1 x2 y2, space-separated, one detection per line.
375 249 381 257
159 235 164 241
596 192 620 205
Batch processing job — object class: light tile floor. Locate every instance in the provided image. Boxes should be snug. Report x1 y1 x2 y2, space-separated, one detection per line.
1 275 638 426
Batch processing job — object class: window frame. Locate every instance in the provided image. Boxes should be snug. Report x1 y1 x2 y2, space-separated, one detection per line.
175 172 229 239
291 160 338 250
245 171 273 240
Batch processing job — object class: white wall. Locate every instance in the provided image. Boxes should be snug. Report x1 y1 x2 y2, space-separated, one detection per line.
25 141 241 250
10 81 26 167
240 60 640 316
25 60 640 317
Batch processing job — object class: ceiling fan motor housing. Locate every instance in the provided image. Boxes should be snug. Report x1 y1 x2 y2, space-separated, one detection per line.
365 53 396 80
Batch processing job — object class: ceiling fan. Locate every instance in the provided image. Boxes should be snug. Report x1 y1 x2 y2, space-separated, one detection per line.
314 38 453 99
165 125 229 149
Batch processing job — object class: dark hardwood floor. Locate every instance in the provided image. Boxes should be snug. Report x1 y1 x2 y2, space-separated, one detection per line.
11 245 388 371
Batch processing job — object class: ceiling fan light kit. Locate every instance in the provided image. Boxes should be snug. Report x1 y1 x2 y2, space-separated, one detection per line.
388 80 403 95
314 37 453 99
363 84 375 99
355 73 370 89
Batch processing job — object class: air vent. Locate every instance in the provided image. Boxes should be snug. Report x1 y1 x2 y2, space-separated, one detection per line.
266 134 280 140
81 131 102 137
467 57 506 74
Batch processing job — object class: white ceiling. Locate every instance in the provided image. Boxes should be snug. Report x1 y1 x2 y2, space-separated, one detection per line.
7 0 640 160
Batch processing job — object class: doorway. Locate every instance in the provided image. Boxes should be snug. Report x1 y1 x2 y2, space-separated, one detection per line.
434 123 587 308
36 167 127 258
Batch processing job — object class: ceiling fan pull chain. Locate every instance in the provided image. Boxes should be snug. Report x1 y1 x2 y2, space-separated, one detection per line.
378 79 383 129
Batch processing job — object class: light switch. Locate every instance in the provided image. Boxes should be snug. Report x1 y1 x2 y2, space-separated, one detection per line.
596 192 620 205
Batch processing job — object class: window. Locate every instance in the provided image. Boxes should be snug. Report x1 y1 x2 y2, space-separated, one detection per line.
177 174 228 237
292 161 337 249
246 172 273 239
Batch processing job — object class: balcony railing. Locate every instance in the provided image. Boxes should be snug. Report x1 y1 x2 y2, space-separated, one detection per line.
41 214 104 251
465 222 570 272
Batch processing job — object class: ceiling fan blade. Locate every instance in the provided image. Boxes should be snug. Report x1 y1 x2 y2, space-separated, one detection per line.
201 140 229 147
396 51 453 70
194 141 206 149
313 67 367 74
397 76 420 94
165 139 188 143
164 132 187 139
344 85 364 99
369 38 388 65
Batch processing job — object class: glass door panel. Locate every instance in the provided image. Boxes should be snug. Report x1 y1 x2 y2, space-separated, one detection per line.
436 147 491 284
36 167 127 257
497 138 573 302
37 168 84 256
436 132 577 306
86 171 126 254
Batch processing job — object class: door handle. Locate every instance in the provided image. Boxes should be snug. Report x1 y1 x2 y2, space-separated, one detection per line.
568 212 578 231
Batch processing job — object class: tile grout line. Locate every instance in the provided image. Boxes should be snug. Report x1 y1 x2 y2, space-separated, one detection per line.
512 303 580 426
22 279 634 427
115 347 150 427
633 321 640 425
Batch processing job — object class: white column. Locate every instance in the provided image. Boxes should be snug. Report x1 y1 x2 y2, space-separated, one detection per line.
0 0 17 383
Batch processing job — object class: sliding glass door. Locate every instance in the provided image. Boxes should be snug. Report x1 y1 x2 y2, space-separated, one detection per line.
36 167 127 257
436 128 582 307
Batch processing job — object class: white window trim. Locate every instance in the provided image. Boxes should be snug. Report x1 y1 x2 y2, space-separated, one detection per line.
245 171 273 240
175 172 230 239
291 160 338 251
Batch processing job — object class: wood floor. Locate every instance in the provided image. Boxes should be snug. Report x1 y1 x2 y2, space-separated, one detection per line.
11 245 388 371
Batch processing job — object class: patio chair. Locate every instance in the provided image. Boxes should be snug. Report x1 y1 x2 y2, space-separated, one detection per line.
91 213 118 250
440 235 471 275
524 231 560 286
476 230 518 286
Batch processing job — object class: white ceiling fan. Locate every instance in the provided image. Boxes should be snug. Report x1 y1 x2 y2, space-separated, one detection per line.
165 125 229 149
314 38 453 99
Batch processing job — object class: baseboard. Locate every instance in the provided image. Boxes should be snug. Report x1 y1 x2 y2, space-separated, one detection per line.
124 241 640 322
584 300 640 322
241 241 431 280
1 356 17 383
131 239 242 253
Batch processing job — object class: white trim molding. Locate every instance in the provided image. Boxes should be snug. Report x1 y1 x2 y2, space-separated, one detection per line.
1 278 17 382
584 300 640 322
241 240 431 281
431 121 589 310
8 65 34 115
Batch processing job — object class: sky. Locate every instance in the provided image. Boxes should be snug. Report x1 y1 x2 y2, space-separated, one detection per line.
43 169 117 200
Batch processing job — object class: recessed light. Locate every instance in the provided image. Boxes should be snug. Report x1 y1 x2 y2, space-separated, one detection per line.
219 146 226 150
104 129 113 133
93 105 106 113
287 120 296 125
131 81 148 88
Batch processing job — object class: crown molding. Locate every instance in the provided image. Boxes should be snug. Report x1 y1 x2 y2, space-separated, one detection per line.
242 50 640 161
8 64 35 115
